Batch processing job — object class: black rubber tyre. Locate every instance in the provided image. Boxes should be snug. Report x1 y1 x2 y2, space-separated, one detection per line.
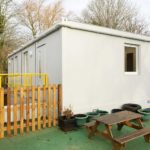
122 103 142 112
111 109 123 113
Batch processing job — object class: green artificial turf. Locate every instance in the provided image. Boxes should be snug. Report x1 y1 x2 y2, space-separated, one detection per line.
0 121 150 150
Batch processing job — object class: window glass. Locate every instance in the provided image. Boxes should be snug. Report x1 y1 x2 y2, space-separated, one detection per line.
125 46 137 72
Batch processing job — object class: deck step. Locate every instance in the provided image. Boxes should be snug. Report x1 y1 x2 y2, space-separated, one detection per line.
115 128 150 144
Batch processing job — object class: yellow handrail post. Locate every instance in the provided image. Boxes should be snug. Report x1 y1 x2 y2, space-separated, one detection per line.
13 76 15 88
45 75 48 86
30 75 32 86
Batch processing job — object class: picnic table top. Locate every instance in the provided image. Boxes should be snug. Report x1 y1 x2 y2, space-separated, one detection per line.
96 110 142 125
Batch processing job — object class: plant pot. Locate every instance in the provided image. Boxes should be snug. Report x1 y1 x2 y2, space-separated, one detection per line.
86 112 100 122
75 114 88 127
95 110 109 116
58 116 76 132
137 109 150 121
143 108 150 113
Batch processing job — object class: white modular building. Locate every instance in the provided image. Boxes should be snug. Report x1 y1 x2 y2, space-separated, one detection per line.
8 21 150 113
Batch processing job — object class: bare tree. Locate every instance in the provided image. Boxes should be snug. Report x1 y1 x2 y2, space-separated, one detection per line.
40 1 64 31
0 0 23 73
80 0 149 34
17 0 65 38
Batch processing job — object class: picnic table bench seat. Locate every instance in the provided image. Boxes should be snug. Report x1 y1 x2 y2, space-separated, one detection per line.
85 121 96 128
84 121 96 138
113 128 150 150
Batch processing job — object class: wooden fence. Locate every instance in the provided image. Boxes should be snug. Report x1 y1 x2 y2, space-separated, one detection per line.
0 84 62 139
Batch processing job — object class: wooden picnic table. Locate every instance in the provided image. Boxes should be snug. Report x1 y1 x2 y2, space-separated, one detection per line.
85 110 150 150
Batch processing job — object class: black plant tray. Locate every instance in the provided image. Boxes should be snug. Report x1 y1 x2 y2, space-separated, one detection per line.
58 116 77 132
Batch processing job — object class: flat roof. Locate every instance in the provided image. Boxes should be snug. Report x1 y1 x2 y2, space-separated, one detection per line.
8 20 150 57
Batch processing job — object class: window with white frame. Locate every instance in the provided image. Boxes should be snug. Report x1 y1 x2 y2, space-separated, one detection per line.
124 45 139 73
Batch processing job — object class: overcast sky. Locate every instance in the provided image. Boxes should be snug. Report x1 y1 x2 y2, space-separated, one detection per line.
60 0 150 21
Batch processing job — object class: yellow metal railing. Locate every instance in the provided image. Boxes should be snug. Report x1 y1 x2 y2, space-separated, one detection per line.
0 73 49 88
